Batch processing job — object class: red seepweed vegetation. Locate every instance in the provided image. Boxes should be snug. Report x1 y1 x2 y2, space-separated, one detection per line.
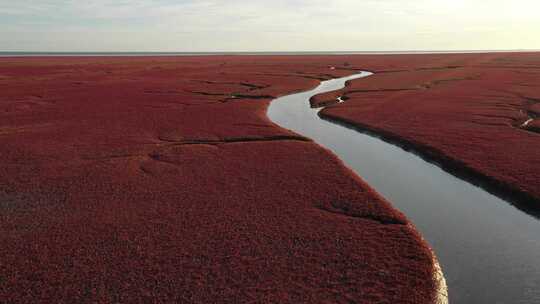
0 56 438 303
314 53 540 210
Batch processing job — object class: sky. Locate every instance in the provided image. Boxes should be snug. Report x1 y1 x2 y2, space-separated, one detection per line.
1 0 540 52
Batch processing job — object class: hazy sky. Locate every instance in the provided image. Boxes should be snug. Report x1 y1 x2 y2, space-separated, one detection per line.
1 0 539 52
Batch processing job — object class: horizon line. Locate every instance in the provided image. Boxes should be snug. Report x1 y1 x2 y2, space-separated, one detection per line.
1 49 540 57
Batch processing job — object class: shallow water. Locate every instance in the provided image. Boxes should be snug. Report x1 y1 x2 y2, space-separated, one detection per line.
267 72 540 304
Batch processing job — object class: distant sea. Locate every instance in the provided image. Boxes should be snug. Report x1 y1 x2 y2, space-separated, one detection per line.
1 50 538 57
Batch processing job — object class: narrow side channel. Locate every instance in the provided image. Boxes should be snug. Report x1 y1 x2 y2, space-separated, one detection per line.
267 71 540 304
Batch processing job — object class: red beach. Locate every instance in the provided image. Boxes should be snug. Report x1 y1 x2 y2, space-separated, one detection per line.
1 56 438 303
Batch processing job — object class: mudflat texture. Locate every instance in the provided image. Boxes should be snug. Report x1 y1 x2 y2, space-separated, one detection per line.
315 53 540 210
0 57 437 303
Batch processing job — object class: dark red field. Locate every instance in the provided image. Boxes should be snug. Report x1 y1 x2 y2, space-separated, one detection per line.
314 53 540 210
0 56 438 303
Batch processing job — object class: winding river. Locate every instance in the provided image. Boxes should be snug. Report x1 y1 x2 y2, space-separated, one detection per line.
267 71 540 304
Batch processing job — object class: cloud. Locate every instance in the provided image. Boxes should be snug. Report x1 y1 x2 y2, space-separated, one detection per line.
1 0 539 51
